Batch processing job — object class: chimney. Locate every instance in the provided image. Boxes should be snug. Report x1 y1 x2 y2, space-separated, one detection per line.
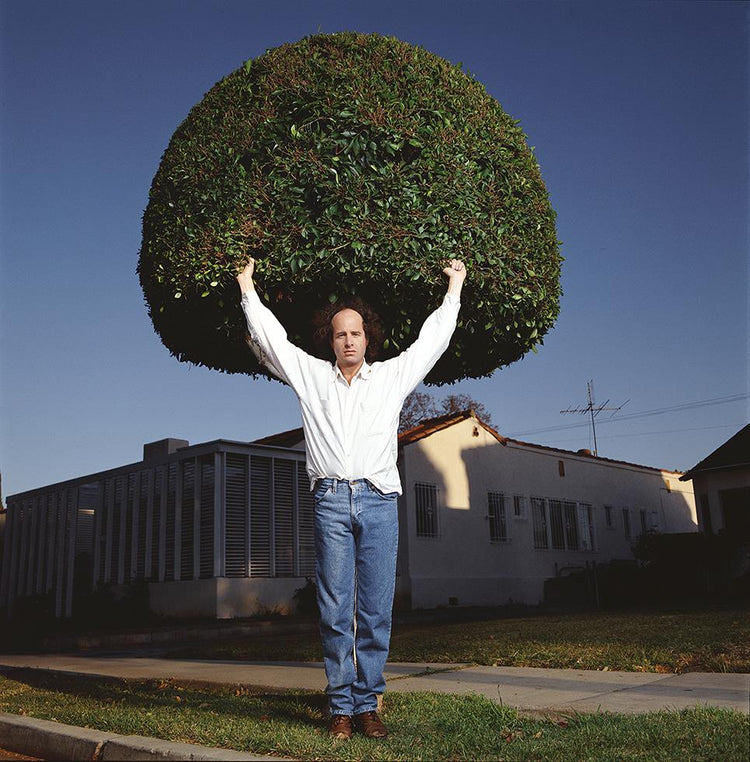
143 438 189 463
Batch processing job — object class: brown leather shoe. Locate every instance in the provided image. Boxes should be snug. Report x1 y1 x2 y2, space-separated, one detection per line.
354 710 388 738
328 714 353 740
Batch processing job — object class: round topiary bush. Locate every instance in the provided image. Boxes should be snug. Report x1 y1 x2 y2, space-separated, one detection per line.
138 32 561 384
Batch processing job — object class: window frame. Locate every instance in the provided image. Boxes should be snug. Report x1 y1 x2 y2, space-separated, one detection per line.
487 491 509 543
414 482 439 539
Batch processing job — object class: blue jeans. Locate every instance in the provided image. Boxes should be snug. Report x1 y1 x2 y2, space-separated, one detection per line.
313 478 399 716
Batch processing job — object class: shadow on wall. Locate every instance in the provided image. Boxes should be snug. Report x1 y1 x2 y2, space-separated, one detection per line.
659 480 699 533
400 417 701 611
400 424 545 609
396 442 449 611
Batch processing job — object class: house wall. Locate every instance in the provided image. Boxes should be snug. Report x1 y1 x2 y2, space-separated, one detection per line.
398 417 697 609
149 577 308 618
4 423 701 620
1 440 315 619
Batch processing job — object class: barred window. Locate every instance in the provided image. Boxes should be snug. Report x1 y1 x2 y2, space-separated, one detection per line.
534 497 595 552
622 508 632 539
549 500 565 549
415 483 438 538
649 510 659 532
578 503 595 551
564 501 579 550
487 492 508 542
531 497 548 549
604 505 613 528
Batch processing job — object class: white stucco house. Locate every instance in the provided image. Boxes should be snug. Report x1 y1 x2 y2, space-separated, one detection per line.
394 410 696 610
1 410 697 619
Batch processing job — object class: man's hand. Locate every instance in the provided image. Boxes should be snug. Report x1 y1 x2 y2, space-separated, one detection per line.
443 259 466 296
236 257 256 295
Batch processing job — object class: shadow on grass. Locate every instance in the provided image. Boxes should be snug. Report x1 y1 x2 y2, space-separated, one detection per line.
2 668 749 762
0 667 329 728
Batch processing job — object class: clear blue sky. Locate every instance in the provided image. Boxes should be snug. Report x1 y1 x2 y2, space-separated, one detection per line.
1 0 747 498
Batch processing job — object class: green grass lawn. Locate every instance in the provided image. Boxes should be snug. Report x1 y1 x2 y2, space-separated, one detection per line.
2 608 748 760
0 670 747 762
168 608 750 673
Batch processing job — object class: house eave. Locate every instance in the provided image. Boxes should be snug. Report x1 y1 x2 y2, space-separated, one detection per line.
680 461 750 482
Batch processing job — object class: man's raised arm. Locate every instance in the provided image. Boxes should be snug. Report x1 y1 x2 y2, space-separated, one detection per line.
443 258 466 298
236 257 257 295
391 259 466 396
236 257 311 388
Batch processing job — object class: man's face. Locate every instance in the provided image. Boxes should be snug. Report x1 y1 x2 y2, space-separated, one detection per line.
331 308 368 372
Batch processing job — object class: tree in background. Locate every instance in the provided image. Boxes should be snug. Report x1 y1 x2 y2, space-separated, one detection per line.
138 32 561 385
399 390 495 432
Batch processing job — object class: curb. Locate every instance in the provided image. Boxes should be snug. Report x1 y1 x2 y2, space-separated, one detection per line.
0 712 284 761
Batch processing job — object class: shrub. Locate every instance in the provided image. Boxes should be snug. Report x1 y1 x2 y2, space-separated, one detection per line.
0 592 56 652
292 577 319 618
138 32 561 384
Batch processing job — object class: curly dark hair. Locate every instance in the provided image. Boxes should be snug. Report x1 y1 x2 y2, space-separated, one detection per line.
312 296 385 363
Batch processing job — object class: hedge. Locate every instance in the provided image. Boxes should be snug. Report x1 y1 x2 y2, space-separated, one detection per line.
138 32 562 384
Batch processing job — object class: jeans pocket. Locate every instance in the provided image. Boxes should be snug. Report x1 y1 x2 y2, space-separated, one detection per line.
314 479 333 501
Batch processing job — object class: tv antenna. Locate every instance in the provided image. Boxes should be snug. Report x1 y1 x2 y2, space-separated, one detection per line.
560 380 629 456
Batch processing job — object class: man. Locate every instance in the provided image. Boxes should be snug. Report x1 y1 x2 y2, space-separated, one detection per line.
237 257 465 739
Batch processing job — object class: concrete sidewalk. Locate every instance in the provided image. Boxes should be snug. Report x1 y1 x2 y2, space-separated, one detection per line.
1 653 748 759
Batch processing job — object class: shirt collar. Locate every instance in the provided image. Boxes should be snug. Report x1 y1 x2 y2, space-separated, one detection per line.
334 360 372 382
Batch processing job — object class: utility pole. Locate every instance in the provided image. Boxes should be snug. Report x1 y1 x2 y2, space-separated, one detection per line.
560 380 628 456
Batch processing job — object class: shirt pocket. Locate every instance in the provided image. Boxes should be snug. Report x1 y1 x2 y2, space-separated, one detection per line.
360 400 386 434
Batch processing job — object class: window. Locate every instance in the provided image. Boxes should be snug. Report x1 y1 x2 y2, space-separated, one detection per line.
513 494 526 519
639 509 648 537
558 460 566 477
487 492 508 542
622 508 632 539
549 499 581 550
531 497 548 549
636 509 659 537
650 511 659 532
578 503 595 551
549 499 565 549
415 482 438 538
532 497 596 552
564 501 579 550
604 505 613 529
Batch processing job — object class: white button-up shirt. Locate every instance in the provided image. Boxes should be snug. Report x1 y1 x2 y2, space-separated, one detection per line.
241 289 460 494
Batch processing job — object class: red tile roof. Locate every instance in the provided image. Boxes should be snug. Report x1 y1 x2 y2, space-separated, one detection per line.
401 409 681 473
397 409 506 446
252 409 686 475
